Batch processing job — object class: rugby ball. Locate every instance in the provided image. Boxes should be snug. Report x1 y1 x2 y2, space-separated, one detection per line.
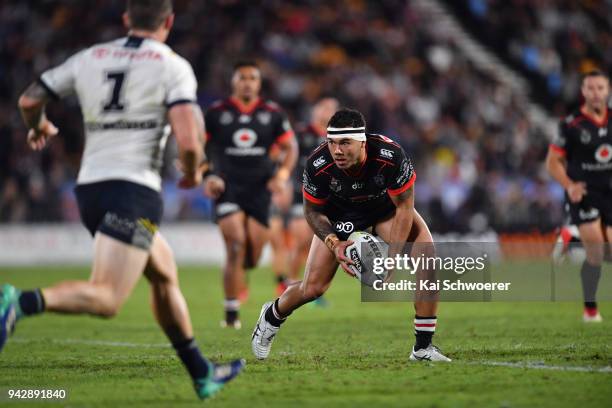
344 231 389 286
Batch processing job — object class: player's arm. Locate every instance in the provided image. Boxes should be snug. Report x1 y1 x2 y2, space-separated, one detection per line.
168 103 205 189
304 199 355 274
545 125 585 203
269 115 298 192
18 81 59 151
388 185 415 261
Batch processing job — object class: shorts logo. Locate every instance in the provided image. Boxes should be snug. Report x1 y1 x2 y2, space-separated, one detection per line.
220 111 234 125
380 149 394 159
595 144 612 163
217 202 240 216
579 208 599 220
313 156 327 168
257 112 271 125
232 128 258 148
335 221 354 233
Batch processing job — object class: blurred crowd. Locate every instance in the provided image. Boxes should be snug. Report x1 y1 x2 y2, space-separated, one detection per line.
0 0 581 233
448 0 611 114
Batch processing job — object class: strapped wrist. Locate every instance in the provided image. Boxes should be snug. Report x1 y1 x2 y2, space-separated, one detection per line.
324 233 340 252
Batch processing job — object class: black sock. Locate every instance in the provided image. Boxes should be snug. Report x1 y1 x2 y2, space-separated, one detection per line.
276 274 287 284
172 338 210 381
414 315 436 350
581 261 601 307
265 299 289 327
224 299 240 324
19 289 46 316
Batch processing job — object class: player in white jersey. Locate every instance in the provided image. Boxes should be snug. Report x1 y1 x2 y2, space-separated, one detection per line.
0 0 244 400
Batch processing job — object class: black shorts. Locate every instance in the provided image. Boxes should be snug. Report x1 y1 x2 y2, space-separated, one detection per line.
74 180 163 250
566 189 612 226
215 181 271 227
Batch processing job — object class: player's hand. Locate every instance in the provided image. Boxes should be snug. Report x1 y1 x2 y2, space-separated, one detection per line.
267 167 291 194
177 162 206 189
567 181 587 203
27 119 58 151
203 175 225 199
333 240 355 276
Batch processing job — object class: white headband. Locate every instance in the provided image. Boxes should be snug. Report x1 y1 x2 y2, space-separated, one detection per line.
326 126 366 141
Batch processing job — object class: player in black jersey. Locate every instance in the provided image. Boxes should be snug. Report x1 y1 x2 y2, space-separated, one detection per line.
546 70 612 322
252 108 451 362
203 61 297 328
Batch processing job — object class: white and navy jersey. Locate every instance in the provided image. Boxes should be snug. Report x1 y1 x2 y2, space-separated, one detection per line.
551 107 612 191
39 35 197 191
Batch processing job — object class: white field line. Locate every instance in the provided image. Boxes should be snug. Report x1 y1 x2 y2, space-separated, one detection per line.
9 338 612 373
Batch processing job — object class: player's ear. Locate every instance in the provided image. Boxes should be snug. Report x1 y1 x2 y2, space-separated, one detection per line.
164 13 175 31
122 12 130 29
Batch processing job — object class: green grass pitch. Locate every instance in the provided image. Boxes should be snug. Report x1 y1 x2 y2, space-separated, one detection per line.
0 264 610 407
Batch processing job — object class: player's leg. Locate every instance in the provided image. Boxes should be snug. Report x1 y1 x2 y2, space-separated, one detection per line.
288 215 314 282
578 219 606 322
252 236 338 359
375 210 450 361
1 233 147 352
244 216 271 269
218 211 247 328
269 215 290 295
143 233 244 399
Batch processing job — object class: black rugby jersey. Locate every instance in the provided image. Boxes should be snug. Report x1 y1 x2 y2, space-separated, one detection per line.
302 134 415 222
551 107 612 191
205 97 294 184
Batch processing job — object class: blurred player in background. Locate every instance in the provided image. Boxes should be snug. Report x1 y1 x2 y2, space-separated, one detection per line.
203 61 297 328
252 108 451 362
0 0 244 399
546 70 612 323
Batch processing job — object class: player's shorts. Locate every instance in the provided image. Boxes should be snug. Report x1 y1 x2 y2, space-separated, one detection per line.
289 189 305 219
566 189 612 226
74 180 162 250
215 181 271 227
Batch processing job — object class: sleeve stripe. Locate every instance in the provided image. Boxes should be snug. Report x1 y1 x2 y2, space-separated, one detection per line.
166 99 196 108
388 173 416 196
37 77 60 100
302 187 327 205
549 144 566 156
275 130 294 143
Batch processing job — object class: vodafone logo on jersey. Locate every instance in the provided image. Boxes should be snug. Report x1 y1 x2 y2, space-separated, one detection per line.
595 144 612 163
232 128 258 148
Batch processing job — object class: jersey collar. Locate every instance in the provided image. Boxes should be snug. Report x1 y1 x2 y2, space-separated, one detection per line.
580 105 609 127
229 97 262 115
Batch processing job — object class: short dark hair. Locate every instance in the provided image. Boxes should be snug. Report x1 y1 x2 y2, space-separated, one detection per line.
582 69 609 83
127 0 173 31
233 60 259 72
327 108 366 129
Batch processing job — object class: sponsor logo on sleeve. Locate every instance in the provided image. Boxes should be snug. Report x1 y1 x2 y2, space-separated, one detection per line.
313 156 327 168
380 149 394 159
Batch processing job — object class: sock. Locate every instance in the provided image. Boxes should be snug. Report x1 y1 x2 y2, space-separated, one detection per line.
18 289 46 316
581 261 601 308
276 274 287 284
224 299 240 323
172 338 210 381
265 298 289 327
414 315 436 350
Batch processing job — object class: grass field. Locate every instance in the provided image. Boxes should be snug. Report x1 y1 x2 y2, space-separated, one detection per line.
1 264 611 407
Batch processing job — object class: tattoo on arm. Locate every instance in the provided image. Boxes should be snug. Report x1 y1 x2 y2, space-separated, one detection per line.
20 82 51 130
304 200 335 242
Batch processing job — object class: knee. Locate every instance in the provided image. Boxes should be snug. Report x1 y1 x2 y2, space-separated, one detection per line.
225 235 247 258
301 281 327 301
93 284 123 318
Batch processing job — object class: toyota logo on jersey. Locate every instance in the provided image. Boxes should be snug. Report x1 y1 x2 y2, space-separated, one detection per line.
595 144 612 163
232 128 258 148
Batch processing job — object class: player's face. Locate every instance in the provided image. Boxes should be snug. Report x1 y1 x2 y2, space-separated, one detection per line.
581 76 610 112
232 67 261 101
328 138 365 169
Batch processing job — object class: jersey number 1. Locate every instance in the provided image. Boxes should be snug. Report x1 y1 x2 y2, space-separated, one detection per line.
103 71 126 112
